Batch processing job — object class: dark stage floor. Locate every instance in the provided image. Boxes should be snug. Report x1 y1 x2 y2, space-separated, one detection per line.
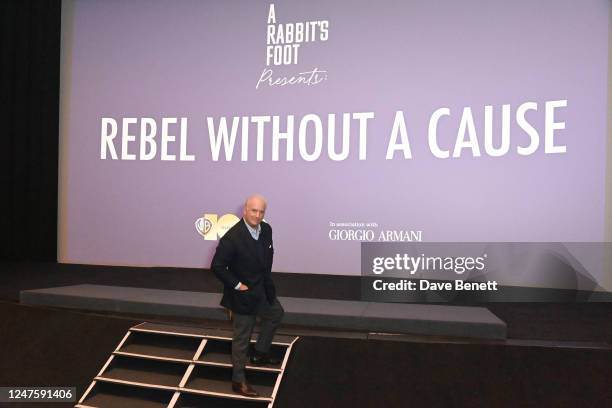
1 261 612 407
1 300 611 408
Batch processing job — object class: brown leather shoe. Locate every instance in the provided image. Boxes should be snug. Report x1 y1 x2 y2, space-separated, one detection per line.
232 381 259 398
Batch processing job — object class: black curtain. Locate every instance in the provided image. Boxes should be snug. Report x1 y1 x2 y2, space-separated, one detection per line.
0 0 61 261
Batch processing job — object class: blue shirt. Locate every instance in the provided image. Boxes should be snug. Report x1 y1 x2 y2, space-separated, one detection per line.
243 219 261 240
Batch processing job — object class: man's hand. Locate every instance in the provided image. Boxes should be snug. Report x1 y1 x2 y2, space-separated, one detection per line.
238 283 249 291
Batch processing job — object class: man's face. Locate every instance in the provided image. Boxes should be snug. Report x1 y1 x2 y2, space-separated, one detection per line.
243 198 266 228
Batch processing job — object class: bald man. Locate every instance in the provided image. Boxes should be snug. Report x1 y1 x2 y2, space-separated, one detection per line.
211 194 284 398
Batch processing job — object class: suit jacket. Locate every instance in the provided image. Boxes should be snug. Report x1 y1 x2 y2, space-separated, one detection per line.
211 219 276 315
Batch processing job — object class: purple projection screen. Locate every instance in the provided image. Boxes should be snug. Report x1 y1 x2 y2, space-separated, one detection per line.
59 0 611 290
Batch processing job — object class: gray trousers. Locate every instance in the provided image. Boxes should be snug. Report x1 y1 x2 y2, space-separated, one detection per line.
232 297 284 382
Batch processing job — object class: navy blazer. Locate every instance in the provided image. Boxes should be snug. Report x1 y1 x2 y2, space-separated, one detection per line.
211 219 276 314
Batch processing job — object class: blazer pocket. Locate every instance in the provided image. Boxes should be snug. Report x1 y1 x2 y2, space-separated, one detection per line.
234 289 255 310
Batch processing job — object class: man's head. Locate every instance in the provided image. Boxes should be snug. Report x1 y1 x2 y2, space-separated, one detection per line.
243 194 267 228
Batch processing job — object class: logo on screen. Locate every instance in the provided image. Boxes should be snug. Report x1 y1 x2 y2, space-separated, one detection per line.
195 213 240 240
256 3 329 89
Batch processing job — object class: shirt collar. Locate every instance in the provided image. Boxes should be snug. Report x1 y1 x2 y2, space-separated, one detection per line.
243 219 261 239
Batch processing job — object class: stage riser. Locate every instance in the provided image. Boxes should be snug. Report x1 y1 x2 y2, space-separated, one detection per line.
20 284 506 339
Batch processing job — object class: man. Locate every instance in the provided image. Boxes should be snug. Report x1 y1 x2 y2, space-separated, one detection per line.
211 194 284 398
